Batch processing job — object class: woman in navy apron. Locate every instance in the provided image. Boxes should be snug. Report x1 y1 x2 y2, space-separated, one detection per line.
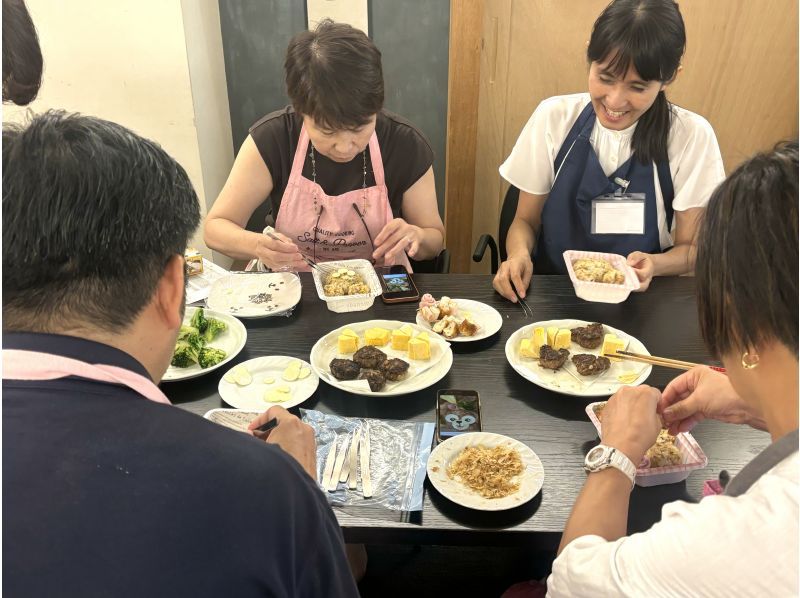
494 0 725 302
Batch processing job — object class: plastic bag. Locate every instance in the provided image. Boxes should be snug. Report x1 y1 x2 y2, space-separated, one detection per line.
301 409 434 512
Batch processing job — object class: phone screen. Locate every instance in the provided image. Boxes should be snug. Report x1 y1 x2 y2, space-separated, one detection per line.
379 266 419 300
437 391 481 439
382 272 412 292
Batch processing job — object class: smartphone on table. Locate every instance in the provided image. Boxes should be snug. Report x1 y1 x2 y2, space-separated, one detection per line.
435 389 482 444
377 265 420 303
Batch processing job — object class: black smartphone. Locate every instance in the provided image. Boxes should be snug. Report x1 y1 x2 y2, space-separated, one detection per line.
435 389 482 443
377 265 420 303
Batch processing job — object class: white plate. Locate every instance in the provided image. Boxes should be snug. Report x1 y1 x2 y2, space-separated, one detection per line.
415 298 503 342
162 307 247 382
207 272 301 318
427 432 544 511
309 319 453 397
505 319 652 397
218 356 319 410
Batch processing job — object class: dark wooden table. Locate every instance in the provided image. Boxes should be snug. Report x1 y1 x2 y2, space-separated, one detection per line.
164 274 770 549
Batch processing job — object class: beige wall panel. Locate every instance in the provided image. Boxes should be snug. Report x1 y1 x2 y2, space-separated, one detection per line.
471 0 513 273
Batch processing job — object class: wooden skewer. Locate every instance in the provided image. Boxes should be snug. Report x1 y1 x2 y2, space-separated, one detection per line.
615 350 726 373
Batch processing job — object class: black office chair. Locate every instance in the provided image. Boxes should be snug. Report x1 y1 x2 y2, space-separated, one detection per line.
472 185 520 274
410 249 451 274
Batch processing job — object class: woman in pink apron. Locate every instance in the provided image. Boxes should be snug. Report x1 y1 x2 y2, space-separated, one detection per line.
204 19 444 273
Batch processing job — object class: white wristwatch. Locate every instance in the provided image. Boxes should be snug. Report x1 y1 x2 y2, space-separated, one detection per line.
584 444 637 488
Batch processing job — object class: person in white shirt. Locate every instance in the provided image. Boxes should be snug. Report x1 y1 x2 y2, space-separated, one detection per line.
547 142 798 597
494 0 725 301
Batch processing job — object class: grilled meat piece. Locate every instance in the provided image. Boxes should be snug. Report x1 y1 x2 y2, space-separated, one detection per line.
353 346 387 369
538 344 569 370
570 322 604 349
359 368 386 392
329 358 360 380
382 358 410 381
572 354 611 376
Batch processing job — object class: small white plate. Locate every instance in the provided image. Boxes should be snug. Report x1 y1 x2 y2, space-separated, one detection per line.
427 432 544 511
505 319 652 397
218 356 318 410
416 298 503 342
309 319 453 397
207 272 301 318
162 307 247 382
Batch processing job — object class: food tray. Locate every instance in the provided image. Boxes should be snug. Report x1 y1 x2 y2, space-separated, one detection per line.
563 250 640 303
585 401 708 487
312 259 382 313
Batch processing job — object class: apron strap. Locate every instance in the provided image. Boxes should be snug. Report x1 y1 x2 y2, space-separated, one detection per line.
724 428 799 497
655 160 675 232
554 102 596 175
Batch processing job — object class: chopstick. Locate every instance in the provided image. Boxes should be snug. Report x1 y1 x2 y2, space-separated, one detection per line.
360 423 373 498
264 231 333 275
614 350 726 373
513 289 533 318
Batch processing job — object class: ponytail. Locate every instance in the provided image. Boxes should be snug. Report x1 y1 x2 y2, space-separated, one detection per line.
632 90 673 165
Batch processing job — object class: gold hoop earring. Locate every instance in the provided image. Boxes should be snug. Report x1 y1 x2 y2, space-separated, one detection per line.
741 351 760 370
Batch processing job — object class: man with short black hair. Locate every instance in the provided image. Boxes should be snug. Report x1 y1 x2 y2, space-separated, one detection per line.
3 111 358 597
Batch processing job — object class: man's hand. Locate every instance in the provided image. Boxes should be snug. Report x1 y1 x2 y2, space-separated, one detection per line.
627 251 655 292
659 367 765 434
492 253 533 302
248 406 317 478
601 385 662 465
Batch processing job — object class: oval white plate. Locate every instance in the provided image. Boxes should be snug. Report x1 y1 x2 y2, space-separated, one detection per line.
505 319 652 397
218 356 319 410
309 319 453 397
162 307 247 382
415 298 503 342
207 272 301 318
427 432 544 511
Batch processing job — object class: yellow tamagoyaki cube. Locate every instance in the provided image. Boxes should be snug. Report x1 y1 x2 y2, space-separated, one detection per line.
391 324 413 351
364 327 391 346
519 338 537 358
337 328 359 354
546 326 559 346
532 327 547 355
553 329 571 350
408 332 431 360
600 334 626 361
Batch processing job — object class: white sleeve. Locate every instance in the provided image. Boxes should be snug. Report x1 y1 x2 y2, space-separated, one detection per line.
499 101 558 196
668 111 726 211
547 483 798 598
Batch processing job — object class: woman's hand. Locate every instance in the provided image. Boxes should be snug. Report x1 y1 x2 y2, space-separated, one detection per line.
602 385 663 465
658 367 765 434
493 253 533 302
627 251 655 291
372 218 423 263
255 230 305 271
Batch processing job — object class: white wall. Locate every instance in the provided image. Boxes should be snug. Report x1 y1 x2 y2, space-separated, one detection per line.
2 0 234 263
307 0 368 33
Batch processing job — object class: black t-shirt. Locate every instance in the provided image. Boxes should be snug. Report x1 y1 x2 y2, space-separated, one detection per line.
3 332 358 598
247 106 434 231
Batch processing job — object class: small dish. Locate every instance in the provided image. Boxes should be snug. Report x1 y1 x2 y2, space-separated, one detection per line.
311 259 382 313
207 272 301 318
218 356 318 410
415 298 503 342
562 250 640 303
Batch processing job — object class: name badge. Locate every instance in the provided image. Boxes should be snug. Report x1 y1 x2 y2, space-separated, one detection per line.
591 192 646 235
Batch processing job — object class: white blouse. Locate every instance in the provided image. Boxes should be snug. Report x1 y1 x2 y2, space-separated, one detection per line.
547 452 799 597
499 93 725 249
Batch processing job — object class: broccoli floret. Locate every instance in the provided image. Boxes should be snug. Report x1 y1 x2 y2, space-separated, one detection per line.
198 347 227 369
190 308 208 334
202 318 227 343
171 340 200 368
177 325 204 353
177 324 199 341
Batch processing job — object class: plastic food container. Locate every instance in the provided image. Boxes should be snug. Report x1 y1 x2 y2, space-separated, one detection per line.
563 250 640 303
585 401 708 487
312 259 382 313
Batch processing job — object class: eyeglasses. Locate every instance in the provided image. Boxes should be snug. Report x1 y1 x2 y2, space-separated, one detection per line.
311 203 376 265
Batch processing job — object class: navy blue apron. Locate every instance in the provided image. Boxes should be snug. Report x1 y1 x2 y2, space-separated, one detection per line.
534 103 674 275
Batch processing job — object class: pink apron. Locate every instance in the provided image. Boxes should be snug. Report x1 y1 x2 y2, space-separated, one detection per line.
3 349 171 405
267 125 412 272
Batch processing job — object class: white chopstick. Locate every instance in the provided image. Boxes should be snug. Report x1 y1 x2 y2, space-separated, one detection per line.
320 438 338 490
360 423 372 498
329 436 348 492
347 428 361 490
